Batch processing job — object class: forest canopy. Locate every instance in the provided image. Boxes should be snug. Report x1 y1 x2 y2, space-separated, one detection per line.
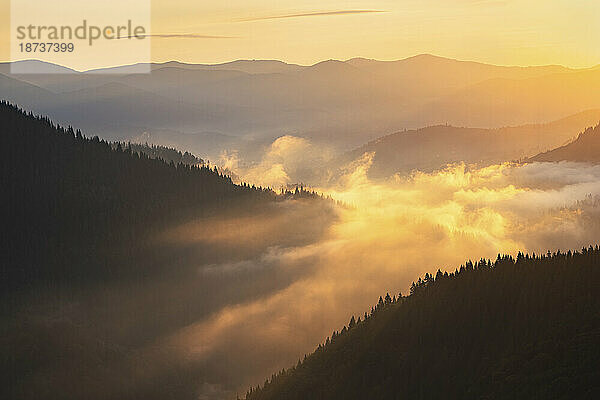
245 249 600 400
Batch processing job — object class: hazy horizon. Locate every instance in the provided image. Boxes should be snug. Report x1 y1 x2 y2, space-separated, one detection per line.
2 0 600 70
4 52 600 73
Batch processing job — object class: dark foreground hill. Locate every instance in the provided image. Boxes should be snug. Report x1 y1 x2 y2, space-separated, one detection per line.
245 249 600 400
0 103 331 400
0 101 274 289
531 123 600 163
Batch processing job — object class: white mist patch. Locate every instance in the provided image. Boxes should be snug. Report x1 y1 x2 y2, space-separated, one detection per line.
164 157 600 399
219 135 334 189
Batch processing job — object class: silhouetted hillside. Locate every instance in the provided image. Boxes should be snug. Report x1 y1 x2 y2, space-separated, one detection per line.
341 110 600 178
1 103 332 400
531 124 600 163
112 142 204 166
0 102 273 289
245 249 600 400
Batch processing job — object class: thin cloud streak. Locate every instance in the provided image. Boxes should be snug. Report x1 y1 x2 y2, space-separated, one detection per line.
238 10 386 22
116 34 239 39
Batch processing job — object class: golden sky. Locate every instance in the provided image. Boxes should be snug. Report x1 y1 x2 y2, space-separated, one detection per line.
1 0 599 68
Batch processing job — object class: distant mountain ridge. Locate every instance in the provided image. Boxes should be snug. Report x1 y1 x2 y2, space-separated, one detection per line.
0 54 577 75
340 109 600 178
2 54 600 162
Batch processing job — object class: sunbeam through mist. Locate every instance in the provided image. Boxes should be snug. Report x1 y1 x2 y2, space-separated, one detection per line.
166 147 600 398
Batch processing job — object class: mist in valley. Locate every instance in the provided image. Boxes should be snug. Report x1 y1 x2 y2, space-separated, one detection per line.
4 54 600 399
176 141 600 398
9 133 600 399
185 155 600 399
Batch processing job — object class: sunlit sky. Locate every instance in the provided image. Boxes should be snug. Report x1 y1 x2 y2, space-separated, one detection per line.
1 0 600 68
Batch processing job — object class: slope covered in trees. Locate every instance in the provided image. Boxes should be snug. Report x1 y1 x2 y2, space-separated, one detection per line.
245 249 600 400
111 141 204 166
0 101 274 289
531 123 600 163
1 102 334 400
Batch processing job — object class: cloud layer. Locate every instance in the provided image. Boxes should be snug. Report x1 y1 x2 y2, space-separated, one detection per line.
10 136 600 400
176 147 600 398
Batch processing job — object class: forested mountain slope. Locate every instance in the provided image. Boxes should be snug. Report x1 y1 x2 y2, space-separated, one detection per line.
0 101 273 289
531 123 600 163
246 249 600 400
0 102 332 400
111 141 204 166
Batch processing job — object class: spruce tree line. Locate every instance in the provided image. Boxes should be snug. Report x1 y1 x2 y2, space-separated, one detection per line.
245 248 600 400
111 142 204 166
0 102 282 290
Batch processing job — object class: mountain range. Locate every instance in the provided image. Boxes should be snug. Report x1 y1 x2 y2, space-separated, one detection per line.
3 55 600 162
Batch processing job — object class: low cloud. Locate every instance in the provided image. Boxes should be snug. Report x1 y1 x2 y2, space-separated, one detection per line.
11 135 600 400
166 148 600 399
219 135 334 189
